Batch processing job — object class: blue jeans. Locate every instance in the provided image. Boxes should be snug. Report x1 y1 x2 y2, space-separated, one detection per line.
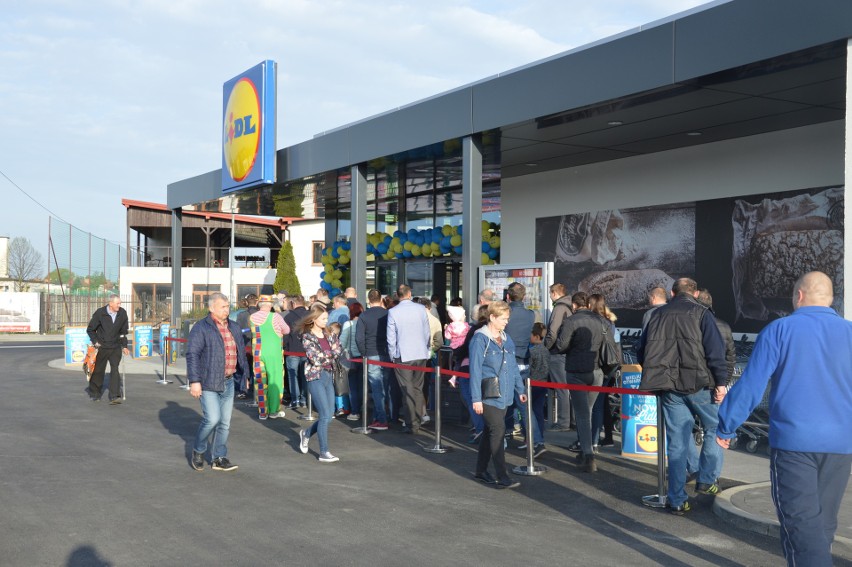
286 356 306 404
458 371 484 434
305 371 335 454
663 389 723 506
367 355 391 423
348 362 363 415
193 377 235 460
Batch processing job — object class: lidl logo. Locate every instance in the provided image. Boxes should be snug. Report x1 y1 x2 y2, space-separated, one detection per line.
636 425 658 453
223 78 261 183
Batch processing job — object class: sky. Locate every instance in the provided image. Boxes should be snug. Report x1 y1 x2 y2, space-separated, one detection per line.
0 0 709 266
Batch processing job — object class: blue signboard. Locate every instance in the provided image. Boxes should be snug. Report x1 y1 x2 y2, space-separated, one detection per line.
159 324 169 356
620 365 660 459
221 60 277 193
65 326 91 365
134 325 153 359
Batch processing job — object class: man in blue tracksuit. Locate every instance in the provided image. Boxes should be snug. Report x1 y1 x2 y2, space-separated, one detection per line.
717 271 852 567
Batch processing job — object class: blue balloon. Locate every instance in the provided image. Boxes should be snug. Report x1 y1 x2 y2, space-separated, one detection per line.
440 245 451 255
423 231 432 244
453 246 463 255
342 242 351 251
383 235 392 245
482 241 491 253
393 230 403 238
441 236 451 247
432 227 443 239
320 281 332 291
403 250 413 258
377 242 389 254
319 271 326 278
331 248 340 258
331 288 342 297
408 229 418 239
399 234 408 244
415 236 424 247
457 225 463 235
366 243 375 254
488 248 498 259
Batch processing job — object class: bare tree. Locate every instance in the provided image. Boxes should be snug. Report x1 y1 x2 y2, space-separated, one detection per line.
8 237 43 291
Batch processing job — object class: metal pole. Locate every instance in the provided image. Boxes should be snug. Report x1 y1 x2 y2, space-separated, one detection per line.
156 336 172 384
352 358 372 434
513 378 547 475
642 393 668 508
299 390 317 422
423 361 448 454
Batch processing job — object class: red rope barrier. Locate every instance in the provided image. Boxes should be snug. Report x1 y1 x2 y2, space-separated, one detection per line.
163 337 187 343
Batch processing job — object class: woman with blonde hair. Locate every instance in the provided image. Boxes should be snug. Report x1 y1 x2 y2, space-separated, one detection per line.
296 304 343 463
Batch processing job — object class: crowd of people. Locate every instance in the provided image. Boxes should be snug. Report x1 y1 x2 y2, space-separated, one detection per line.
112 268 847 567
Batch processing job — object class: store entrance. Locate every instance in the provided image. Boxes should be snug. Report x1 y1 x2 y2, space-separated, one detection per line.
370 260 463 307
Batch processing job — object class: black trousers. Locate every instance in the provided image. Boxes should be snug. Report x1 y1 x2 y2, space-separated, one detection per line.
88 346 123 400
477 403 509 481
393 360 427 429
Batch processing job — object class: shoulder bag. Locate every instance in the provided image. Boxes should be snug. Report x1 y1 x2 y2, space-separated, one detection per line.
481 339 506 400
598 323 621 376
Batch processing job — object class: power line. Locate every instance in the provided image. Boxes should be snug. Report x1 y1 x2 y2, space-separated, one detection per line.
0 168 70 225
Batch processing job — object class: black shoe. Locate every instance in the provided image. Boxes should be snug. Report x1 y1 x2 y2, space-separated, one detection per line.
109 398 122 405
567 441 582 453
473 471 497 485
190 450 204 471
211 457 238 471
695 483 720 495
669 501 691 515
496 478 521 489
533 444 547 458
599 438 614 447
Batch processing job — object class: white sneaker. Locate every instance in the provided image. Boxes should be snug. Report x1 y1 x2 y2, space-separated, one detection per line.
421 414 431 424
298 430 309 454
268 411 286 419
346 413 361 422
259 415 268 420
318 452 339 463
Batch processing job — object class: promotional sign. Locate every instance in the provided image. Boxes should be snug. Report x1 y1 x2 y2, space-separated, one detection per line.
134 325 153 359
159 324 169 356
221 60 277 193
65 326 90 365
169 327 178 365
0 292 40 333
620 364 659 459
478 262 554 323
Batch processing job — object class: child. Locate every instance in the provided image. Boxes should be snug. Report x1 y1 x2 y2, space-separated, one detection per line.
444 304 470 385
327 322 350 416
524 322 549 456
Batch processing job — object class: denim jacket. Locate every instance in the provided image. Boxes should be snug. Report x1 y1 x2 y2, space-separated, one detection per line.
469 326 524 410
186 314 248 392
302 331 343 382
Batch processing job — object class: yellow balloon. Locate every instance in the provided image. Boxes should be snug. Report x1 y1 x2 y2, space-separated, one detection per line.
450 235 462 247
481 252 490 264
411 245 421 256
323 274 333 283
490 236 501 248
421 246 432 257
431 242 440 253
392 242 403 254
451 226 458 235
339 255 350 265
333 269 343 279
403 241 413 251
442 224 452 236
481 220 490 232
332 280 342 288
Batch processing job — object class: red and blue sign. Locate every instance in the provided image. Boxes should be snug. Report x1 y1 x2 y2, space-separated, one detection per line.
222 60 277 193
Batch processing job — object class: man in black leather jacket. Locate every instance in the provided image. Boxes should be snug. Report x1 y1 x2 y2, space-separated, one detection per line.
85 294 129 403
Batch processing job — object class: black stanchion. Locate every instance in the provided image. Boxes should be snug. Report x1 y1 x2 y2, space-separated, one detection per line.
352 358 371 435
642 393 667 508
513 377 546 476
424 348 452 454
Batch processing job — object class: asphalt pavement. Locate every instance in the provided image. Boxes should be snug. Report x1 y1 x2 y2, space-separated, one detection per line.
2 334 851 566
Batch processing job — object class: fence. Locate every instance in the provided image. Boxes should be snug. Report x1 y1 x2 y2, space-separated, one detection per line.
42 293 204 334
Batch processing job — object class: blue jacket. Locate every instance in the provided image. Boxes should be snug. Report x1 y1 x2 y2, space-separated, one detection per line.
718 306 852 453
186 314 249 392
469 327 525 410
504 300 536 362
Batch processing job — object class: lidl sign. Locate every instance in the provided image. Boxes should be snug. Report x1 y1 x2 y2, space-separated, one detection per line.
222 60 276 193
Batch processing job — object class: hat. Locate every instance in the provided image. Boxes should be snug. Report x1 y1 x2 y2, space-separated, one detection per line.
258 295 274 304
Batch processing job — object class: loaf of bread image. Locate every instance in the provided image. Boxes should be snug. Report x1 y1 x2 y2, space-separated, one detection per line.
578 269 674 309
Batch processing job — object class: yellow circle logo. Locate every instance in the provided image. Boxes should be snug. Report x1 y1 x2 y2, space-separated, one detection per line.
223 78 261 182
636 425 658 453
72 350 85 362
140 344 149 357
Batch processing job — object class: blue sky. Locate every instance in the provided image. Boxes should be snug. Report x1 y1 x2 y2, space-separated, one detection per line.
0 0 707 263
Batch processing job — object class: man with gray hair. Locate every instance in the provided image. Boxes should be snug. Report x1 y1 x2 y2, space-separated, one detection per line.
470 288 496 323
186 292 248 472
718 272 852 566
85 294 130 404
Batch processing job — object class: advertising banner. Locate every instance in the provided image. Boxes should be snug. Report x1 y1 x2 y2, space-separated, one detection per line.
620 364 659 460
65 326 91 365
134 325 153 359
169 327 178 365
0 292 40 333
478 262 554 323
159 324 169 356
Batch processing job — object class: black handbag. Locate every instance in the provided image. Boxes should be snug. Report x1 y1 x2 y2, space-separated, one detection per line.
332 358 349 396
480 341 506 400
598 323 621 376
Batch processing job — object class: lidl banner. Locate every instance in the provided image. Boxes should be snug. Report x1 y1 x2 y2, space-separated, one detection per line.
159 324 169 355
168 327 178 365
65 327 90 365
222 60 277 193
620 364 660 459
134 325 153 359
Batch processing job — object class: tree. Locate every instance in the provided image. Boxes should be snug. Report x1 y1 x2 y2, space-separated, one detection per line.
273 241 301 296
8 237 43 291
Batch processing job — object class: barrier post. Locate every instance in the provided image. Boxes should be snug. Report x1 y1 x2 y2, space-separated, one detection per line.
513 377 547 475
156 336 172 385
423 357 448 454
299 390 317 422
351 358 372 435
642 393 668 508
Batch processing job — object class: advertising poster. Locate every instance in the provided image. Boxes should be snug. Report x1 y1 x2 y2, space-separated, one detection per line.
0 292 40 333
169 327 178 365
65 327 91 365
159 324 169 356
620 365 659 460
134 325 153 359
535 186 844 332
479 263 554 323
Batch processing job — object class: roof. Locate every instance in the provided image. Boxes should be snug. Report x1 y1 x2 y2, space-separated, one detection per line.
122 199 296 227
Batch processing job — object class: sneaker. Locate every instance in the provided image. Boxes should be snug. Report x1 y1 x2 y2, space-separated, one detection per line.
289 401 300 409
299 401 306 408
298 429 309 454
334 409 349 418
421 414 431 424
496 478 521 489
567 441 582 453
259 414 268 420
190 450 204 471
592 444 600 454
318 452 339 463
109 398 122 405
346 413 361 422
473 471 497 485
268 411 286 419
517 443 529 450
695 483 720 495
599 438 614 447
669 501 691 515
211 457 238 471
368 421 389 431
533 444 547 458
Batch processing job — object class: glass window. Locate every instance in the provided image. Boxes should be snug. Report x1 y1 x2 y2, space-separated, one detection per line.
312 241 324 265
132 283 172 324
406 159 434 194
376 199 399 235
405 261 434 298
406 193 434 231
